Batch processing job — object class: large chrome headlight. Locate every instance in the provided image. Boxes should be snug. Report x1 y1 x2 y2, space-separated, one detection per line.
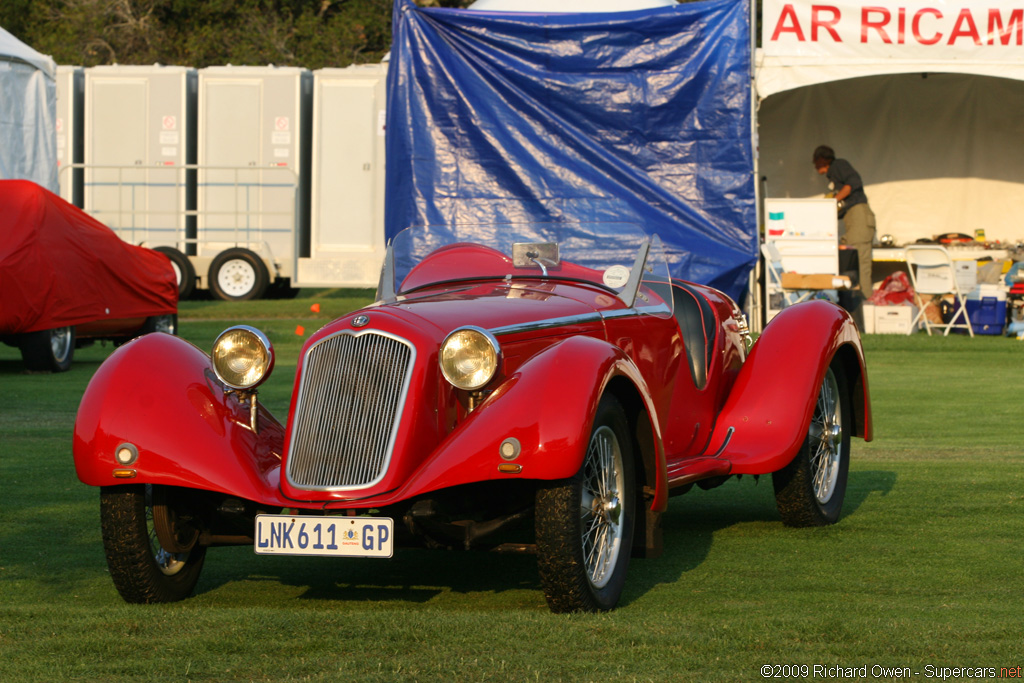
439 326 500 391
211 326 275 390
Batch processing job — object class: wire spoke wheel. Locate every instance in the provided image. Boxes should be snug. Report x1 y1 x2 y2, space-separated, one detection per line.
579 425 625 589
808 369 842 504
536 395 635 613
773 363 851 527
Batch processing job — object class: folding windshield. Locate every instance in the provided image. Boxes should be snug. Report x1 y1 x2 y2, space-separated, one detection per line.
378 222 673 318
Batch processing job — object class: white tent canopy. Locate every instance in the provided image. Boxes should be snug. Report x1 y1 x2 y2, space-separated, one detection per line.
756 0 1024 247
756 52 1024 99
0 26 58 192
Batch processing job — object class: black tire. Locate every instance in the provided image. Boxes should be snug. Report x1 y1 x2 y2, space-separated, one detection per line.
536 394 635 613
140 313 178 336
208 248 270 301
773 362 851 527
100 484 207 603
153 247 196 300
19 326 75 372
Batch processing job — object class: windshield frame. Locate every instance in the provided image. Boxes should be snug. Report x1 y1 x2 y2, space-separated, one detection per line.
375 223 673 318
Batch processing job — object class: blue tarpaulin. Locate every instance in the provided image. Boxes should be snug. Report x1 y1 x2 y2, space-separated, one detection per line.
385 0 755 301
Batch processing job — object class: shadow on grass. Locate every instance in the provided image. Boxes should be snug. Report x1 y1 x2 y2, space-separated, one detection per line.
0 354 110 377
0 359 28 374
182 470 896 609
619 468 897 607
193 544 541 605
6 461 892 607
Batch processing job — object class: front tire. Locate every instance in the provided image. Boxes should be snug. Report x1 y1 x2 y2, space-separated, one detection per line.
536 394 635 613
19 326 75 372
773 363 851 527
100 485 207 603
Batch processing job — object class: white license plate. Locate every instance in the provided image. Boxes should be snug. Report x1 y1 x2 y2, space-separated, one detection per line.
254 514 393 558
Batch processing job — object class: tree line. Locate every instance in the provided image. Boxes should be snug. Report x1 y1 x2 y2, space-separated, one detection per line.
1 0 469 69
2 0 720 70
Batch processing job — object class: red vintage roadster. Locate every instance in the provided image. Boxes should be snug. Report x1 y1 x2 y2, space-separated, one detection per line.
73 223 871 613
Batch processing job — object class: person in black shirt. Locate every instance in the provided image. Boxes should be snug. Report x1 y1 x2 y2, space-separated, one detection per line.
813 145 876 293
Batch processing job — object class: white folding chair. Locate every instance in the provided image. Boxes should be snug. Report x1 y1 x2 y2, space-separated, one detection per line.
762 242 785 291
904 245 974 337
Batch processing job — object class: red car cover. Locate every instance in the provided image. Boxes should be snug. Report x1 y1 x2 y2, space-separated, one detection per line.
0 180 178 335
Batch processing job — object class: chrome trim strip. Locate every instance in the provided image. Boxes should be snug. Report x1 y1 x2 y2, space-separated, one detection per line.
710 426 735 458
488 305 667 338
490 311 605 337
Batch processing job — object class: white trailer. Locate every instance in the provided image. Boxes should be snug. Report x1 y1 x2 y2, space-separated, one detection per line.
66 62 388 299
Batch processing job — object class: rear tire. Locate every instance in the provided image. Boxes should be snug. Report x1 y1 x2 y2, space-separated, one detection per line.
536 394 635 613
208 248 269 301
773 363 851 527
153 247 196 300
19 326 75 372
100 484 207 603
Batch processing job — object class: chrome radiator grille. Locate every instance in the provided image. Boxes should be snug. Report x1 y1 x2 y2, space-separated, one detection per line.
285 330 415 490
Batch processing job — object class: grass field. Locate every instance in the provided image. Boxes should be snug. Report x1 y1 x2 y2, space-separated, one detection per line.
2 291 1022 682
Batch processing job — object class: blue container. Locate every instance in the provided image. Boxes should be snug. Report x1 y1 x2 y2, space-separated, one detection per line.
966 297 1007 335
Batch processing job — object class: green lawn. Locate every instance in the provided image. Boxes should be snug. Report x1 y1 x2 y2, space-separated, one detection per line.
2 293 1022 682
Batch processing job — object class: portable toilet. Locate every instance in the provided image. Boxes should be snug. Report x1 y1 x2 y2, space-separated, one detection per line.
196 65 312 300
82 65 197 262
301 63 388 289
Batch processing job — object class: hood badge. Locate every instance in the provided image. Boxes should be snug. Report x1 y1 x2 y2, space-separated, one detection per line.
352 315 370 328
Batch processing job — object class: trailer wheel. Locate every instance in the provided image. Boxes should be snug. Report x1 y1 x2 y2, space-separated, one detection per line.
208 248 269 301
153 247 196 300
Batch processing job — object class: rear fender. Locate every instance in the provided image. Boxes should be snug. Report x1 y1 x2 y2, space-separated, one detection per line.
705 300 872 474
73 333 288 506
380 335 667 508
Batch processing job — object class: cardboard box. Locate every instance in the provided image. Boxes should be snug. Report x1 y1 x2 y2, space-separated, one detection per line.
780 273 852 290
954 260 977 292
874 305 919 334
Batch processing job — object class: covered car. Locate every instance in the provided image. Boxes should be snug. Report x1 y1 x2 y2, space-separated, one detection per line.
0 180 178 371
73 222 871 612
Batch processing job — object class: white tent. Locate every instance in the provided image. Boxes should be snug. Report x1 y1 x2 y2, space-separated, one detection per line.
0 26 58 192
756 0 1024 247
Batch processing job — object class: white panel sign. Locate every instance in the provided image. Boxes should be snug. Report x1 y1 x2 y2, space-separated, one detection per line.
763 1 1024 61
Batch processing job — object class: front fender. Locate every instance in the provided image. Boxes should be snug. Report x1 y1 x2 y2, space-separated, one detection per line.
73 333 288 506
361 335 665 507
705 300 872 474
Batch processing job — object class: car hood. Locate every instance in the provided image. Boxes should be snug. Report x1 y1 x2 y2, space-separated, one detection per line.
334 279 616 343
